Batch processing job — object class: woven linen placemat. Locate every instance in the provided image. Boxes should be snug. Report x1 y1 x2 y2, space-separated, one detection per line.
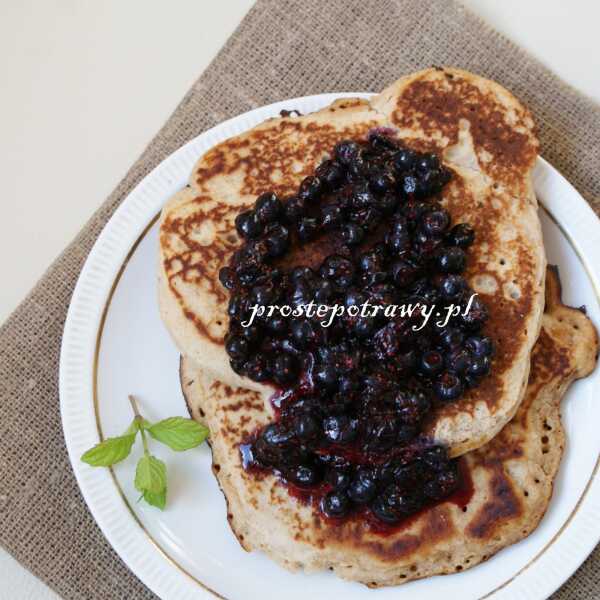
1 0 599 598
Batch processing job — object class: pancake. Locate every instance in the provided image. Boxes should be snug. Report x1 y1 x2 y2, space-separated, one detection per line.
180 267 597 586
159 67 546 456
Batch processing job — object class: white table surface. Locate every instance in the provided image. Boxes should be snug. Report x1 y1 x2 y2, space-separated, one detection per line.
0 1 598 598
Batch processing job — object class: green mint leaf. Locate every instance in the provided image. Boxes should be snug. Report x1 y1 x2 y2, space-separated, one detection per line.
142 488 167 510
134 454 167 495
147 417 209 452
81 433 137 467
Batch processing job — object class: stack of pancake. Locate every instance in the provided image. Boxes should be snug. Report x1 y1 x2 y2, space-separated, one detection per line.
158 68 598 587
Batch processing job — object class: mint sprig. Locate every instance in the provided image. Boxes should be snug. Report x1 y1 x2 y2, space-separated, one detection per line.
81 395 209 510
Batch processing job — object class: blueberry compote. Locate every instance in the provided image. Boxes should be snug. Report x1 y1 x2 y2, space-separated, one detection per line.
219 132 493 526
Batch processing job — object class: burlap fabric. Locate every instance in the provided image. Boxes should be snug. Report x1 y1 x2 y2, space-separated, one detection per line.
1 0 598 598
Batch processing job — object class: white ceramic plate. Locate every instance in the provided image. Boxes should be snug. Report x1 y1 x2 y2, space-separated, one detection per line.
60 94 600 600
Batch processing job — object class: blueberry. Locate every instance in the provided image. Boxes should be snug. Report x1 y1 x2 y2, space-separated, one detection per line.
319 255 355 288
344 290 367 309
421 209 450 236
228 295 248 319
218 266 236 290
298 175 323 201
348 469 377 504
436 247 466 273
315 159 344 189
225 335 249 360
467 355 491 377
254 192 282 224
403 199 430 222
446 348 471 374
264 224 289 258
365 417 398 452
369 170 394 195
240 239 269 265
414 230 444 258
265 314 287 336
316 346 335 364
434 372 464 401
241 324 261 343
296 217 319 241
290 319 319 349
314 363 338 390
408 278 441 304
235 210 263 239
368 132 398 151
326 469 351 490
385 230 410 254
377 191 398 214
352 316 374 338
263 423 294 446
395 348 417 374
321 490 350 517
347 154 367 179
370 494 400 524
417 168 448 196
420 350 444 376
447 223 475 247
314 279 335 303
393 463 423 488
350 183 375 209
341 223 365 245
294 414 320 440
270 354 297 384
439 326 464 349
423 468 459 500
243 355 270 381
416 152 440 173
334 140 360 165
288 465 320 488
283 195 306 223
368 283 397 306
399 173 418 195
465 335 494 357
421 445 449 471
395 389 431 425
393 148 417 172
358 248 385 273
320 204 344 229
350 207 382 232
378 484 421 519
460 296 488 330
438 274 466 300
250 284 274 306
397 424 418 443
338 375 359 394
291 280 312 308
290 266 315 283
323 415 358 444
391 259 419 288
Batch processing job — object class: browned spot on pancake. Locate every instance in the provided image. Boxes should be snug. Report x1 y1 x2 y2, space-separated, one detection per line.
530 329 570 382
390 72 537 185
368 506 454 562
210 380 237 398
365 534 421 561
314 503 455 562
467 465 521 538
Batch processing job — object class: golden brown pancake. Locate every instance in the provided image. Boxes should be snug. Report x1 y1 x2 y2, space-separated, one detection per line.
180 268 597 586
159 68 546 456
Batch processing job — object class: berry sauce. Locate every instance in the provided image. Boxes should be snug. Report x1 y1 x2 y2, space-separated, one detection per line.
219 132 493 526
